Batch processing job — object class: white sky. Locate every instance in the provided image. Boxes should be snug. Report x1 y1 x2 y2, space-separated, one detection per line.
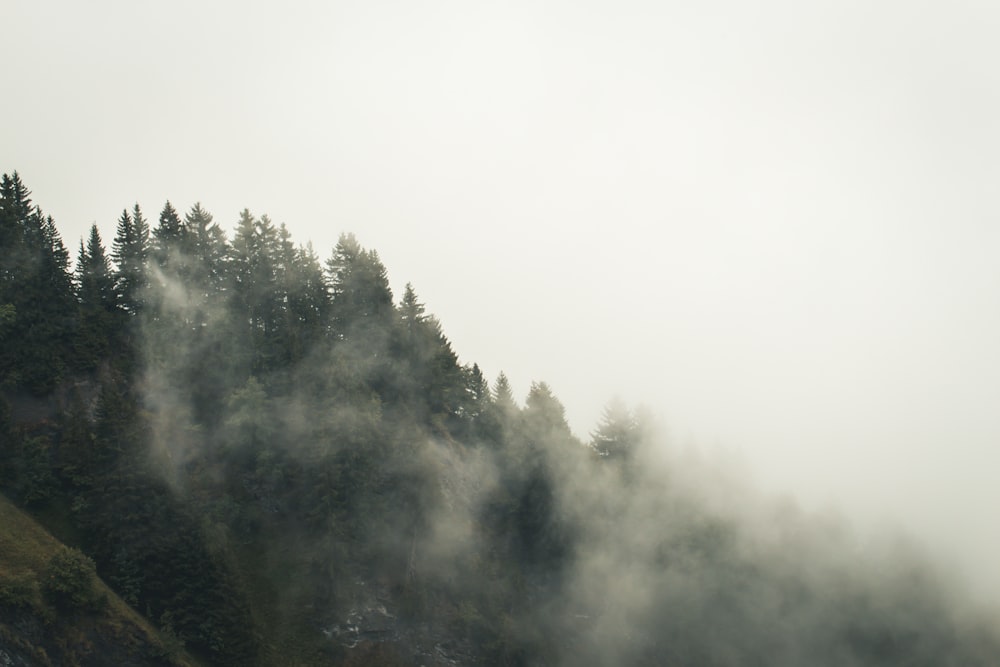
5 1 1000 600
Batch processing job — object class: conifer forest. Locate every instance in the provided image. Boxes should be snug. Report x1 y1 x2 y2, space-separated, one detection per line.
2 171 1000 666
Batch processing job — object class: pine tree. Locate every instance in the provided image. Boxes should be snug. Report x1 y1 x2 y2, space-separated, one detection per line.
493 372 516 411
464 363 491 416
145 201 187 326
590 397 638 462
111 204 149 317
325 233 394 341
524 381 572 442
152 201 184 270
229 209 282 373
0 173 75 393
181 203 228 334
455 362 492 440
78 225 116 307
387 281 465 421
424 316 463 417
275 230 329 366
295 242 330 355
184 202 228 300
0 173 31 295
399 282 426 328
74 225 119 370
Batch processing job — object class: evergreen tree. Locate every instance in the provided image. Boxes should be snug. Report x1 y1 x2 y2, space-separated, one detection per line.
387 282 465 421
454 362 493 441
152 200 184 269
493 372 516 412
325 233 394 340
229 209 282 373
0 173 75 393
480 371 518 445
524 381 573 444
424 316 463 418
463 363 491 419
184 202 228 302
74 224 119 370
399 282 426 328
282 241 329 365
590 397 638 462
111 204 149 317
146 201 187 328
0 173 31 303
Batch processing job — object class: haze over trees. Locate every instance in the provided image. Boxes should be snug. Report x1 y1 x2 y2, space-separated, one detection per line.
2 171 999 665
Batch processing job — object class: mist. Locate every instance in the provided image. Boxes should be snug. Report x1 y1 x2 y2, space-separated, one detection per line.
3 0 1000 662
3 171 1000 663
129 237 1000 665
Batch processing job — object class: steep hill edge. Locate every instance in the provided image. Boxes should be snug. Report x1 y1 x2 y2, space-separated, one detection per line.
0 492 200 667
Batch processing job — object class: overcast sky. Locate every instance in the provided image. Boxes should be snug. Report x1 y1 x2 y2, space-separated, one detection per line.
5 0 1000 600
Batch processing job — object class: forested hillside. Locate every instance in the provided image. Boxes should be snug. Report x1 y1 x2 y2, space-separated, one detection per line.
2 171 999 666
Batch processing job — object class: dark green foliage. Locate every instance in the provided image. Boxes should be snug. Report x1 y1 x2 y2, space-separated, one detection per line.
42 546 100 610
230 209 281 374
0 172 75 393
493 371 515 407
281 241 329 365
111 204 149 317
79 466 258 664
151 201 184 271
326 232 394 341
74 224 120 371
183 203 228 297
5 435 58 507
1 171 998 666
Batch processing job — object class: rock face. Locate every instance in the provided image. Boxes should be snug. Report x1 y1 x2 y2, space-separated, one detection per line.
319 580 479 666
325 603 398 648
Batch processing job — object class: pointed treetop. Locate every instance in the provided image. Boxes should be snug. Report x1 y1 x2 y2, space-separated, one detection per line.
493 371 516 409
399 282 426 324
0 171 33 223
156 201 183 237
590 397 638 460
525 381 572 438
185 202 214 232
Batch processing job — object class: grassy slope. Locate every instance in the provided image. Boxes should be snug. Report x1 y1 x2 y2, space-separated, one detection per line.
0 492 201 667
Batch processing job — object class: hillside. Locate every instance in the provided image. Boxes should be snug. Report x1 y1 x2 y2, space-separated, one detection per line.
0 492 197 666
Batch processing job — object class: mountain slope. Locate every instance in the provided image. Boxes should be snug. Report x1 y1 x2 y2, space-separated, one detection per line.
0 492 198 667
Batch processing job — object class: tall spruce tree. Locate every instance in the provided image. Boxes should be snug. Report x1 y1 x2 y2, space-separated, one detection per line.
181 203 228 334
74 225 118 370
524 381 573 443
184 203 228 300
0 173 75 393
151 201 184 269
283 241 329 365
111 204 149 317
229 209 282 373
325 233 394 341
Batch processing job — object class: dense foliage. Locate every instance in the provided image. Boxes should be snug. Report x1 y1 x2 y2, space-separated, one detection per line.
1 171 999 665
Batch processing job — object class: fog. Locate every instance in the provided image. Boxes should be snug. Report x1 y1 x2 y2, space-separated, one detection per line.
5 0 1000 603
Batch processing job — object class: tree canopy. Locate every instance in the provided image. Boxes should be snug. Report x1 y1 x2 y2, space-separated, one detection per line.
1 171 997 667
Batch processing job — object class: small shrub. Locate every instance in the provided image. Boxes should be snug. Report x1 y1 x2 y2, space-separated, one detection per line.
42 546 99 610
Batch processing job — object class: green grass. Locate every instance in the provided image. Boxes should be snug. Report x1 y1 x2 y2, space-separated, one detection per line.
0 492 204 667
